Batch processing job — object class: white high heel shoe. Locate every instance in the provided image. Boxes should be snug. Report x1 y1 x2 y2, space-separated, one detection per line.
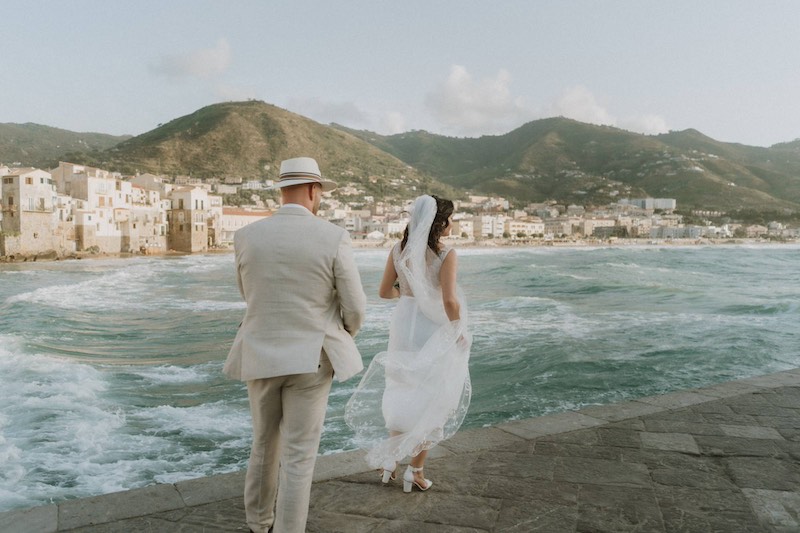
403 465 432 493
380 460 397 484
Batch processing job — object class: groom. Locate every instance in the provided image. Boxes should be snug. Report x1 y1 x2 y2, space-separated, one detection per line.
224 156 366 533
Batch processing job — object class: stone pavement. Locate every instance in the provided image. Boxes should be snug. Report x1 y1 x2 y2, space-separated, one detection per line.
2 368 799 532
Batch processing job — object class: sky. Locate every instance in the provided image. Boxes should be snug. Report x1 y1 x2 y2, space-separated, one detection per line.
1 1 799 147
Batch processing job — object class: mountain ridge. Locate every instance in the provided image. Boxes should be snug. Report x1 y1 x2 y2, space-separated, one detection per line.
2 102 799 212
337 118 800 211
0 122 129 168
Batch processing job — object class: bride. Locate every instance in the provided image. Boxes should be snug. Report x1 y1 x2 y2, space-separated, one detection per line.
345 194 472 493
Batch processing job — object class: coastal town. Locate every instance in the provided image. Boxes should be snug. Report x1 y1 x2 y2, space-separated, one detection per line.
1 161 798 260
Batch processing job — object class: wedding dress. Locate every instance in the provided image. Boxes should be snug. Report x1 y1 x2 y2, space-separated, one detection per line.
345 196 472 469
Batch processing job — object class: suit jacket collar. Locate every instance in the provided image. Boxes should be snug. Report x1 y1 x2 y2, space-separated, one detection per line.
276 204 313 216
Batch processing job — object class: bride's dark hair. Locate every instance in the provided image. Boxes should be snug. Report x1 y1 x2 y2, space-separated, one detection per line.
400 195 454 252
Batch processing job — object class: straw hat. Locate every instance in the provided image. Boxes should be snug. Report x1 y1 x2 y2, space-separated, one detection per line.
271 157 337 192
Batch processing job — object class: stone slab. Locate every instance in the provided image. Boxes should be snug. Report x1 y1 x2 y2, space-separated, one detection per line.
649 467 738 490
148 497 245 532
642 418 725 436
723 457 800 491
640 432 700 455
553 457 651 488
0 503 57 533
742 488 800 531
492 498 576 532
720 424 785 440
497 411 605 440
636 391 718 409
577 484 663 532
762 389 800 409
740 372 800 389
57 483 185 530
575 400 665 422
313 449 375 482
695 435 785 457
310 480 502 529
655 486 764 532
439 426 525 455
174 470 245 507
694 380 767 398
471 451 555 481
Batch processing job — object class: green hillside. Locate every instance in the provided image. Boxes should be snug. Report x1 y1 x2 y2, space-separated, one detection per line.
62 101 453 200
339 119 800 211
5 102 799 213
0 123 128 168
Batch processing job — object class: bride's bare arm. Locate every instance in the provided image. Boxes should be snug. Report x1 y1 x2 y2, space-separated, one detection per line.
378 251 400 299
440 250 460 321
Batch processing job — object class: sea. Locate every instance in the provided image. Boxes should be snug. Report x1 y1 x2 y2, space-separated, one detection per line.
1 244 798 512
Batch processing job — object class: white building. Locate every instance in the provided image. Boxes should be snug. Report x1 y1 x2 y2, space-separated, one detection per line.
472 215 506 238
504 218 545 238
0 168 75 256
218 207 271 244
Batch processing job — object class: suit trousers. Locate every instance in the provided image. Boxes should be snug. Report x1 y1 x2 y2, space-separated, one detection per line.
244 354 333 533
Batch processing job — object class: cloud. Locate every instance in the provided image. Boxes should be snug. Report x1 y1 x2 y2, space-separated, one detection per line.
214 83 259 102
620 114 669 135
284 97 408 135
550 85 668 135
551 85 615 126
425 65 534 136
380 112 406 135
286 97 371 128
151 38 231 80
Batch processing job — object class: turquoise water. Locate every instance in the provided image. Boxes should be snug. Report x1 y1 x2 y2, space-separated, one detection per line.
1 244 798 511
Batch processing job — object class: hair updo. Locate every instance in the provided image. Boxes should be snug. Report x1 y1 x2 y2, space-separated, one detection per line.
400 195 454 252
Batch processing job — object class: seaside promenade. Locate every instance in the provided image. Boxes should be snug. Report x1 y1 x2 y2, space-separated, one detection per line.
3 368 799 532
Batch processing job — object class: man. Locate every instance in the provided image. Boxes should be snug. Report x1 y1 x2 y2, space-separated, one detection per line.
224 157 366 533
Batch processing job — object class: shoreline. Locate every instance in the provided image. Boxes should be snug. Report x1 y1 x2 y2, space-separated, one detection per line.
2 237 797 264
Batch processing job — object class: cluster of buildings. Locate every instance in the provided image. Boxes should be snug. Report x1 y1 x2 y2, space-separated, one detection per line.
0 162 272 258
324 193 797 243
1 162 797 259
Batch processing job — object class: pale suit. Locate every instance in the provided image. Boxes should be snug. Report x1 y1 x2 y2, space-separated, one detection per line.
224 204 366 533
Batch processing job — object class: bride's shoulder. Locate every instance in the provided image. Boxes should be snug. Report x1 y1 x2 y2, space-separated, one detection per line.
438 246 456 260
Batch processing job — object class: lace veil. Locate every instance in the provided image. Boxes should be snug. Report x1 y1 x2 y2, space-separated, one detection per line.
397 195 449 324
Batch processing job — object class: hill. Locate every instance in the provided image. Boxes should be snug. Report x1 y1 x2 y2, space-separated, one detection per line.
0 123 128 168
4 103 799 213
60 101 452 200
338 119 800 211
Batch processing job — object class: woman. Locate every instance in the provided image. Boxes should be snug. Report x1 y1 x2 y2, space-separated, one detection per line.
345 195 472 493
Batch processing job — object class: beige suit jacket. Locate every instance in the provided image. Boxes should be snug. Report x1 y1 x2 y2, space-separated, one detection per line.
223 205 367 382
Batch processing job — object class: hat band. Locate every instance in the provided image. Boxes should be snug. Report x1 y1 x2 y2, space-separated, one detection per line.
279 172 321 182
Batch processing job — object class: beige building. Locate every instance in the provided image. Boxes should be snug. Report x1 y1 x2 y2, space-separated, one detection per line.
451 217 473 239
0 168 75 257
126 185 168 254
168 187 210 252
544 218 577 238
130 173 173 197
504 218 545 238
218 207 271 244
579 218 616 236
473 215 506 239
